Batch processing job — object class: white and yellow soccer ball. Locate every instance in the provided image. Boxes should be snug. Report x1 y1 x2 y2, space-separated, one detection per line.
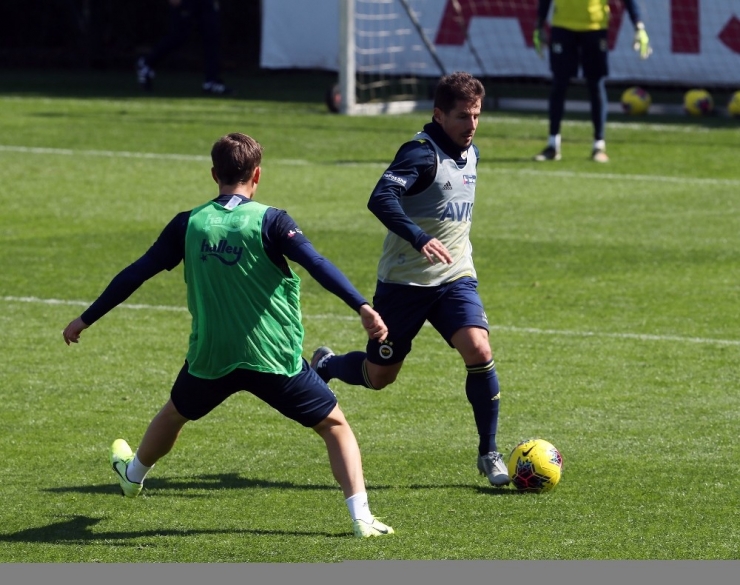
507 438 563 493
684 89 714 116
727 91 740 118
621 86 651 115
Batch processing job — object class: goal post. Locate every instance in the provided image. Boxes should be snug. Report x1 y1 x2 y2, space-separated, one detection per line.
335 0 740 115
339 0 356 115
338 0 446 115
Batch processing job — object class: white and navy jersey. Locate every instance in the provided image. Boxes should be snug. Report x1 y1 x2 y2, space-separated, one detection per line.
371 122 478 286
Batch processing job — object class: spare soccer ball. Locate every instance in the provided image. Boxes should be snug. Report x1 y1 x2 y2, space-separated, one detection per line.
684 89 713 116
507 438 563 493
325 83 341 114
621 86 651 115
727 91 740 118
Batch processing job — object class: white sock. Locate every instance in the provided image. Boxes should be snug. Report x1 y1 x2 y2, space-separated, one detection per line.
346 492 373 523
126 453 152 484
548 134 561 149
594 139 606 151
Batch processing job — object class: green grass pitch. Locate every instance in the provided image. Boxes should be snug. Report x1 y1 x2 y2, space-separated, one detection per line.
0 69 738 562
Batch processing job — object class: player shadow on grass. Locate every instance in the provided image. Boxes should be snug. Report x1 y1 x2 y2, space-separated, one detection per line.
405 484 520 497
43 472 519 498
44 472 354 497
0 515 343 543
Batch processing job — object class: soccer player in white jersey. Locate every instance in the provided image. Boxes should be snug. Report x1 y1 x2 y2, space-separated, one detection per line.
312 72 510 487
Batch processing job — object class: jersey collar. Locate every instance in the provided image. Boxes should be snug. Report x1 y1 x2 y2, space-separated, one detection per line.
423 119 471 164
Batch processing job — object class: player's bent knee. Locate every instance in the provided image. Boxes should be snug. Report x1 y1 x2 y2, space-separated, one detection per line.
367 370 398 390
364 359 403 390
313 404 347 431
373 377 394 390
469 348 493 364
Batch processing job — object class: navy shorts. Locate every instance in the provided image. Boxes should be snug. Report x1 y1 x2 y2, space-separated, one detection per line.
366 276 489 365
170 358 337 427
549 27 609 80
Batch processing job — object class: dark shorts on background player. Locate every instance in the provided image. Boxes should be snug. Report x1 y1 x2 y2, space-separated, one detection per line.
366 276 489 365
549 27 609 80
170 358 337 427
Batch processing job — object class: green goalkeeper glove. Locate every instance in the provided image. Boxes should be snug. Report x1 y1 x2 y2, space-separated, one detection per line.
633 22 652 59
533 26 547 59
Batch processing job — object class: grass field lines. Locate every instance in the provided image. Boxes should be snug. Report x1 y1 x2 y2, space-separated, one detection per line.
3 143 740 188
1 89 738 561
3 295 739 348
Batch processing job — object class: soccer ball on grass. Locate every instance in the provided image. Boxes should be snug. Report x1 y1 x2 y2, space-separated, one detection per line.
620 86 651 115
507 438 563 493
683 89 713 116
727 91 740 118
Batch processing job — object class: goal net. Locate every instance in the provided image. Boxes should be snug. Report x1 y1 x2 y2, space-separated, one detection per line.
337 0 740 115
337 0 445 114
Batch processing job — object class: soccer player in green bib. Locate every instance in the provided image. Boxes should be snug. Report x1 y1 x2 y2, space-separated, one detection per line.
62 133 393 538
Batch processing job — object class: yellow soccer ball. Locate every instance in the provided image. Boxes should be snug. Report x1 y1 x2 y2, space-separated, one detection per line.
507 438 563 493
684 89 713 116
621 86 651 115
727 91 740 118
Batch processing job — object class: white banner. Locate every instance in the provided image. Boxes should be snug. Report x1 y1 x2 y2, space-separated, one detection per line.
260 0 740 86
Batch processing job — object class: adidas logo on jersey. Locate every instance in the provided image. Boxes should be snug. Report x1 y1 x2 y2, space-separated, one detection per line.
442 181 453 190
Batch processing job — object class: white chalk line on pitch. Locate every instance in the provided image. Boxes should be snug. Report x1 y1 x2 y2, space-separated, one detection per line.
4 295 739 348
1 144 739 187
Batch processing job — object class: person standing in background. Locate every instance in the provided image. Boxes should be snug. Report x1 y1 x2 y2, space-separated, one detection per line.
533 0 651 162
136 0 233 95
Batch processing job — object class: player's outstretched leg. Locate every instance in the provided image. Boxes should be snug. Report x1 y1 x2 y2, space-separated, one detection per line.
312 404 394 538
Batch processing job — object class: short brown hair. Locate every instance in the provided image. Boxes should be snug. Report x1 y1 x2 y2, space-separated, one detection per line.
433 71 485 113
211 133 263 185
